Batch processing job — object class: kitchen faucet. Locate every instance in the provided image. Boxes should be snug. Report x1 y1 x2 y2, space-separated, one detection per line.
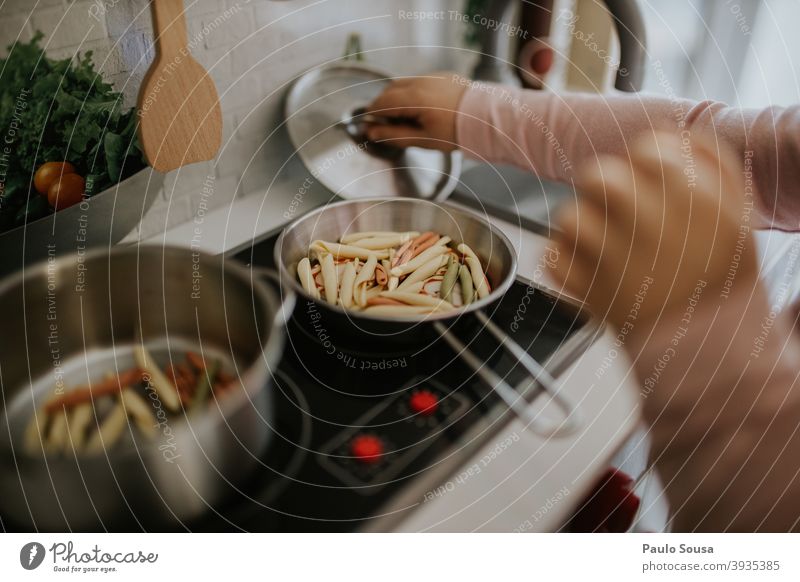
472 0 647 92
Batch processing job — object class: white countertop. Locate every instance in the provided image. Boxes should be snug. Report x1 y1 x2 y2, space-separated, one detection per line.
141 178 333 256
143 186 642 532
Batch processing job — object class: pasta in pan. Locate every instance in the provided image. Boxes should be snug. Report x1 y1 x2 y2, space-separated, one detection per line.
297 231 492 316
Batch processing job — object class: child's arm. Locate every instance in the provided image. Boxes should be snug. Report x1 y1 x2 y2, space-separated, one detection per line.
367 74 800 231
550 132 800 531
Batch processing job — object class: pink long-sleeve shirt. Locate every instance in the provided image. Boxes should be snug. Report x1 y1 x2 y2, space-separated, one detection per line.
456 83 800 531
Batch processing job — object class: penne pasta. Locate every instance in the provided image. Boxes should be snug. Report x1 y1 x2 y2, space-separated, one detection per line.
346 234 416 250
85 400 128 455
459 264 474 305
120 390 157 440
392 239 413 267
457 243 481 265
411 232 436 246
340 231 418 245
396 254 448 291
440 256 459 302
450 286 464 307
376 261 390 286
66 402 94 453
296 230 492 318
311 240 389 260
353 254 378 290
354 283 368 307
321 253 338 305
367 296 405 307
365 285 383 300
362 305 439 317
465 256 490 299
46 409 70 453
26 350 236 459
409 233 441 259
339 261 357 308
332 265 348 291
380 291 454 310
135 343 181 412
390 237 451 277
297 257 319 299
400 281 424 295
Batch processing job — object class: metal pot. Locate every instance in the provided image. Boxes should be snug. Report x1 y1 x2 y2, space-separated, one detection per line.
0 245 292 531
275 198 580 438
285 62 462 201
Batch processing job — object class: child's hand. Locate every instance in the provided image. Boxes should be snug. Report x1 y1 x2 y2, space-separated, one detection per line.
364 73 468 151
550 132 758 330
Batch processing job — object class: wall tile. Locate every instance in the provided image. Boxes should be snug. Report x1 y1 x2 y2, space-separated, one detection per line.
198 4 253 50
0 12 34 57
102 0 151 38
32 1 109 47
2 0 63 16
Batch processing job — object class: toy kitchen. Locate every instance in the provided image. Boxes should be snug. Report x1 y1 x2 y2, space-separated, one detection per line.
0 0 658 533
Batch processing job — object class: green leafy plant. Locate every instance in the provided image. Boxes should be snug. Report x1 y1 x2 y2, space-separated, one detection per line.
0 32 145 232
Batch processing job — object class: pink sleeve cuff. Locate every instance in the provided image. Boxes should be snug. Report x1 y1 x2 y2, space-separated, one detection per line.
455 84 494 161
455 82 549 170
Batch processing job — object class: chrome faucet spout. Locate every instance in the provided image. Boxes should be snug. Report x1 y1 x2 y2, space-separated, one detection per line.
471 0 521 85
471 0 647 92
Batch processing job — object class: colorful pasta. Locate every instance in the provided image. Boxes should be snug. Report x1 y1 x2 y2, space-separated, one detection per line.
297 230 491 316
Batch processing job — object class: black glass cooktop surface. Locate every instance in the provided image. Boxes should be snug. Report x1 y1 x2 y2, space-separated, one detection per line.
190 232 589 531
0 231 590 532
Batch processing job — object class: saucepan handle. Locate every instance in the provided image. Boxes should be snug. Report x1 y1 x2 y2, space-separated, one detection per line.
432 311 582 438
250 267 297 330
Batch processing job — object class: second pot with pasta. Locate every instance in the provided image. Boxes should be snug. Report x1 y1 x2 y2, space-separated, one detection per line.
0 246 292 530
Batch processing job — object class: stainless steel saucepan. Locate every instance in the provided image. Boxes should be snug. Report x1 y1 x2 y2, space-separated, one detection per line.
275 198 580 438
0 246 293 531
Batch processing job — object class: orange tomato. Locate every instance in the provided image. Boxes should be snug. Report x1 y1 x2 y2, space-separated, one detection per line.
34 162 77 195
47 173 85 210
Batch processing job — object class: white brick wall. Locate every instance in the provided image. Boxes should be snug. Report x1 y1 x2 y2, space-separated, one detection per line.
0 12 34 52
0 0 464 241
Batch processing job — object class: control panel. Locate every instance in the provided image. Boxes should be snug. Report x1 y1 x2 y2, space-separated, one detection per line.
318 378 470 493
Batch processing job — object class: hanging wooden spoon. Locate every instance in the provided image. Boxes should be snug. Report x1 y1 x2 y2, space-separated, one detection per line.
137 0 222 172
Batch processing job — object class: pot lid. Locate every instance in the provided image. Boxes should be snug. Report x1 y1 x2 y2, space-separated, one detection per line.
284 62 461 201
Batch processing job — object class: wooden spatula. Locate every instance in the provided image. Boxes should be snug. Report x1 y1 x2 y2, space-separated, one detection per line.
137 0 222 172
